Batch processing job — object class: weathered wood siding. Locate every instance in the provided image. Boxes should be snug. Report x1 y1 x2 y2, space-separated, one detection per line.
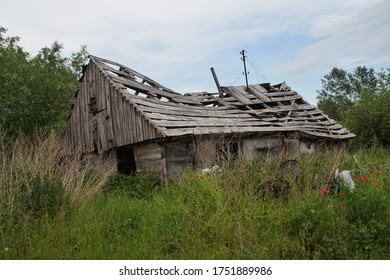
64 59 163 154
133 142 167 180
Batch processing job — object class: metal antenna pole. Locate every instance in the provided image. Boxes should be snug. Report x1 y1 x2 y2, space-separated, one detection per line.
240 50 249 90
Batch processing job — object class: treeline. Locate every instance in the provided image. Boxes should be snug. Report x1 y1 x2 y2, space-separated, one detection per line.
0 27 88 137
317 66 390 147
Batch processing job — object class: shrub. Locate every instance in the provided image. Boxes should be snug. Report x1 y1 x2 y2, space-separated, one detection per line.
0 131 114 257
103 171 161 200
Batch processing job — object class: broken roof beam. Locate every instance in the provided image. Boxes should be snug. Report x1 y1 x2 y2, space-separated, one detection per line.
91 55 176 93
222 86 254 105
210 67 223 97
247 85 273 103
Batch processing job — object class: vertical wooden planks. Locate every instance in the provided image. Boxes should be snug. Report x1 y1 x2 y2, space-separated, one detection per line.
65 58 163 156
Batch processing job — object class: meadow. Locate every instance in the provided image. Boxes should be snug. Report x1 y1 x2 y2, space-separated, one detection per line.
0 133 389 259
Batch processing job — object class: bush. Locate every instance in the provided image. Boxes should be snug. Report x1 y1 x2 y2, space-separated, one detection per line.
1 138 389 260
286 196 348 259
342 168 390 258
18 174 66 219
0 131 114 258
103 171 161 200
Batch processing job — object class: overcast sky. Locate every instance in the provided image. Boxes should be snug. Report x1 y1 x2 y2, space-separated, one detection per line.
1 0 389 104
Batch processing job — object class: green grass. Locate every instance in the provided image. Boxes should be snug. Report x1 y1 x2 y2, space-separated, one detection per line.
0 134 389 259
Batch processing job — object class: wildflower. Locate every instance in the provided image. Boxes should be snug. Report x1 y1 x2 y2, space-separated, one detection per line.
367 167 371 172
358 175 364 182
199 175 205 180
373 180 379 185
364 177 369 182
387 167 390 171
376 171 381 177
322 189 328 195
341 192 346 197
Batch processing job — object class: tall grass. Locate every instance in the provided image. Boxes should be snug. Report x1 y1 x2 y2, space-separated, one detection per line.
0 131 115 257
0 134 389 259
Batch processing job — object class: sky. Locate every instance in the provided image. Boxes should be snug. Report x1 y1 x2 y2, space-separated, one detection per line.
1 0 389 104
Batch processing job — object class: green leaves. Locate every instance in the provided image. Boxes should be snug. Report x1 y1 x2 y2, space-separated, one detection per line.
316 66 390 147
0 27 88 137
345 87 390 147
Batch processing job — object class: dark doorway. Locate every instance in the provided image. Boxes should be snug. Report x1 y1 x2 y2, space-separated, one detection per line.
116 148 136 175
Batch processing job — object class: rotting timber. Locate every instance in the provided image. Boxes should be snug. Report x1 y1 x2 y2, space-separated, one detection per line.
64 56 355 181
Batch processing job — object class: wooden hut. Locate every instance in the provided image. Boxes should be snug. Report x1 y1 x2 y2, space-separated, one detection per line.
64 55 355 181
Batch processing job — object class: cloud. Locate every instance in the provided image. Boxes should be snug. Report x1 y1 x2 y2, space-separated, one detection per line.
274 0 390 75
1 0 388 101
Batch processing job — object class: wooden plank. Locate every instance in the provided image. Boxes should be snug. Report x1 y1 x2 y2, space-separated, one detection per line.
136 158 165 172
153 119 273 128
136 102 244 117
162 126 354 139
136 151 163 161
248 85 273 102
124 101 133 145
163 126 296 136
223 87 254 105
128 93 241 113
129 103 136 144
120 97 128 145
146 112 254 122
116 89 124 146
261 115 337 124
134 143 163 161
129 96 247 116
109 74 202 105
262 91 298 98
253 104 316 115
269 95 302 103
136 143 163 154
92 56 175 92
95 112 108 153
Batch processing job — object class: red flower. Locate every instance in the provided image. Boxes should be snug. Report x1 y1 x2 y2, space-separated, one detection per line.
322 189 328 195
367 167 371 172
341 192 346 197
373 180 379 185
365 177 369 182
387 167 390 171
199 175 205 180
376 171 381 176
358 176 364 182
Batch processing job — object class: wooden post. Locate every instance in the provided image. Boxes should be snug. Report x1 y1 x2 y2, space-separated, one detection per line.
210 67 223 97
240 50 249 90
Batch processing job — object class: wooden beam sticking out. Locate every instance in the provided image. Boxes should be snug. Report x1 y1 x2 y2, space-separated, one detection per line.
210 67 223 97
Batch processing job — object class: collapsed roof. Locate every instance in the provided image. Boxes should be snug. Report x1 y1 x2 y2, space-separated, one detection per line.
89 55 355 140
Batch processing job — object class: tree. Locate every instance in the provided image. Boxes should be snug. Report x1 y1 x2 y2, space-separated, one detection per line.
317 66 380 121
345 88 390 147
0 27 89 137
316 66 390 147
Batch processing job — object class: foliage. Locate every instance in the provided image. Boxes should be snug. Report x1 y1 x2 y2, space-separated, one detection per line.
344 89 390 147
0 132 115 256
0 27 88 137
103 172 162 200
1 139 389 259
316 66 390 147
